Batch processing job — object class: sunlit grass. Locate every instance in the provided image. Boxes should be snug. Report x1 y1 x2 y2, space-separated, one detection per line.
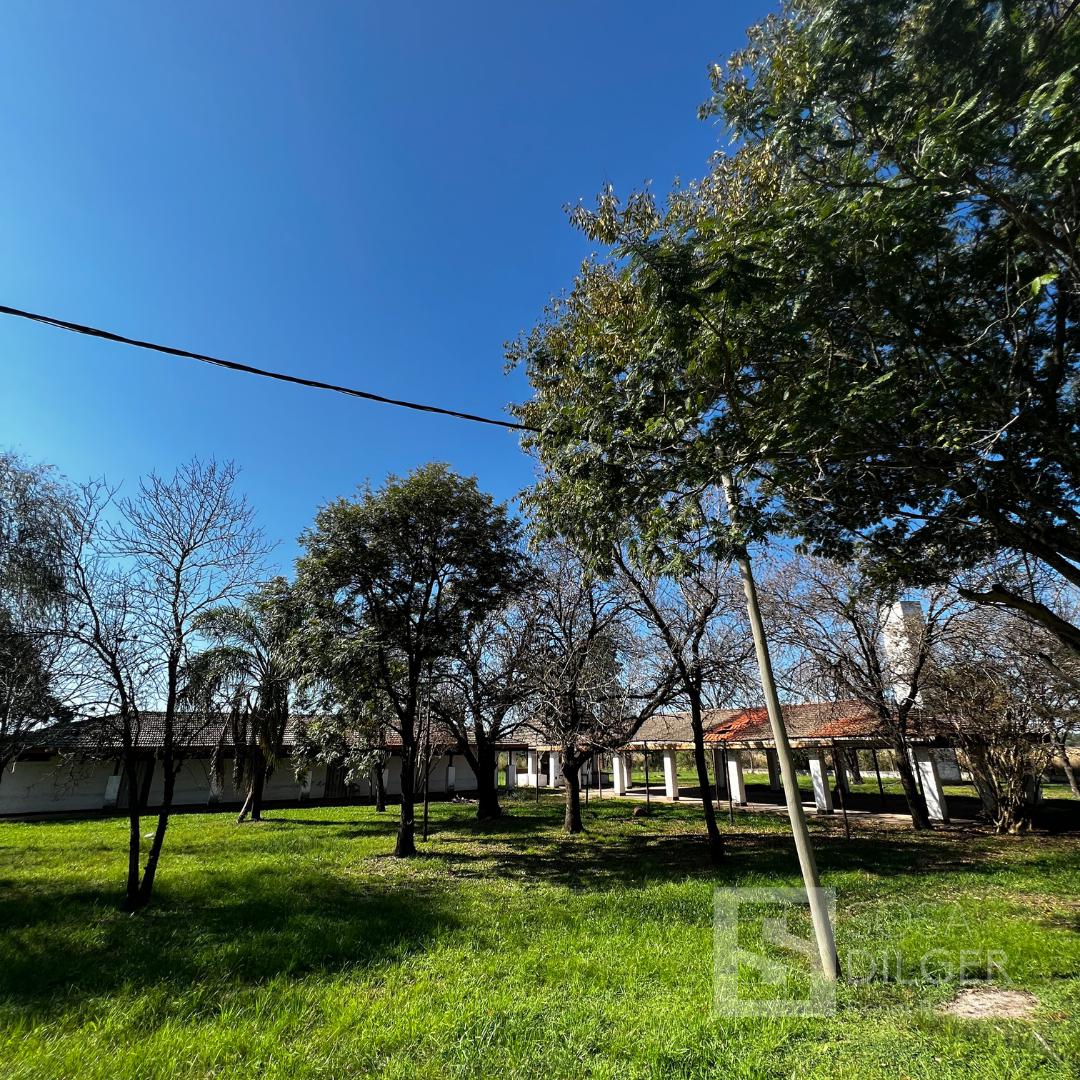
0 794 1077 1078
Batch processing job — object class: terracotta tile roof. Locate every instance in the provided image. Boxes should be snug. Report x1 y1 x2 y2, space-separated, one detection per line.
625 699 955 750
703 700 884 745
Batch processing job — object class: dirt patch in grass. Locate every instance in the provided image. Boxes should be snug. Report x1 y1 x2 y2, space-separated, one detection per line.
940 988 1039 1020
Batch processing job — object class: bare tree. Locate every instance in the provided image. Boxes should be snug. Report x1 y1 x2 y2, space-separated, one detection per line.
932 606 1077 831
763 555 961 830
63 461 265 910
956 559 1080 800
434 598 538 820
611 542 755 863
525 545 675 834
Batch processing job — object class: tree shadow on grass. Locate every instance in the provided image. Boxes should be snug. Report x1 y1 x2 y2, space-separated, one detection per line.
0 863 457 1010
409 798 1074 895
429 833 980 889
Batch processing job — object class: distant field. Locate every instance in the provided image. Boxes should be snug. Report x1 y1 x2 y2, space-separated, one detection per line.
0 795 1077 1079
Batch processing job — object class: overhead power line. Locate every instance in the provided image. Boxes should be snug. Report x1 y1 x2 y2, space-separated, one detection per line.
0 303 536 435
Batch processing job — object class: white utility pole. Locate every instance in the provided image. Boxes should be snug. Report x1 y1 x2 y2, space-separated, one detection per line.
721 473 839 980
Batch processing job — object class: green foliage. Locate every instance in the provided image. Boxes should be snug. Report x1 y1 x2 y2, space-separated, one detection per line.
0 451 71 613
0 452 75 764
694 0 1080 599
296 463 529 728
509 254 758 568
0 610 71 766
184 577 302 794
295 464 529 851
514 0 1080 651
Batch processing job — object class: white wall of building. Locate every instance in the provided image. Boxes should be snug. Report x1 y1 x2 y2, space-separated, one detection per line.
0 757 117 815
1 748 489 816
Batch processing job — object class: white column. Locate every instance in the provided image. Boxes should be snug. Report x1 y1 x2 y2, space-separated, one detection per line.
662 749 679 800
766 748 782 791
547 751 558 787
727 751 747 805
446 759 456 792
526 749 539 787
912 746 949 822
506 759 517 789
807 751 834 814
712 748 726 792
612 754 627 795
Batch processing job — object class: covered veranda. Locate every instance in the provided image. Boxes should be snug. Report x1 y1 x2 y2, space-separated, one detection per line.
525 701 975 825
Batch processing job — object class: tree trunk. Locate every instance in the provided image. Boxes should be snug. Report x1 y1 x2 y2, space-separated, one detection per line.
846 749 863 785
994 771 1034 834
237 786 254 824
561 752 583 834
689 698 724 864
123 755 142 911
893 742 931 830
133 756 179 909
374 760 387 812
131 659 182 910
237 749 268 823
473 739 501 820
1056 740 1080 799
249 750 267 822
963 745 1000 820
422 747 431 840
395 747 417 857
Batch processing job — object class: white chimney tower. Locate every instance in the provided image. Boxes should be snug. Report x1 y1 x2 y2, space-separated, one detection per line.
882 600 926 707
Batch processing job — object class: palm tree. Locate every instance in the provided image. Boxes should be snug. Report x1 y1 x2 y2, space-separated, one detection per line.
184 577 299 822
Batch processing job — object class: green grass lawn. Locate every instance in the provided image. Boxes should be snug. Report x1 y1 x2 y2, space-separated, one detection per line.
1 796 1078 1079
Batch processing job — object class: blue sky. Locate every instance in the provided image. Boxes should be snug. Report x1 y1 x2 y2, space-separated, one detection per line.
1 0 773 572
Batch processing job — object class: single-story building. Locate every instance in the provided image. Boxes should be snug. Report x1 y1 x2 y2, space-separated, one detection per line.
0 713 529 817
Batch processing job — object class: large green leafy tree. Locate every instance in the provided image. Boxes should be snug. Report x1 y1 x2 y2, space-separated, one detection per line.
518 0 1079 654
695 0 1080 649
296 464 528 856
